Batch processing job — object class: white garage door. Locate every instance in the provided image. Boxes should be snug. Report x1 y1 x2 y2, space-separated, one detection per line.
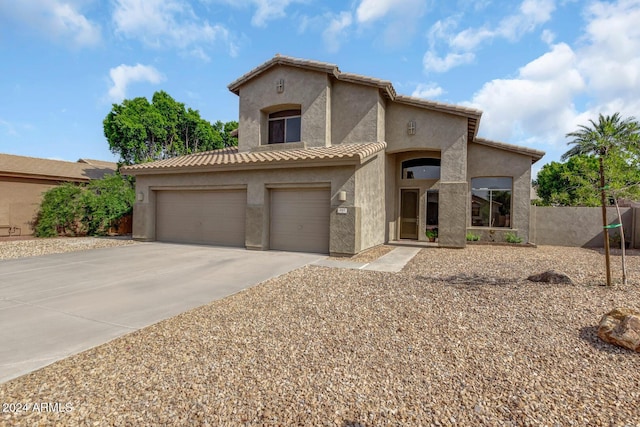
156 190 246 247
270 188 330 253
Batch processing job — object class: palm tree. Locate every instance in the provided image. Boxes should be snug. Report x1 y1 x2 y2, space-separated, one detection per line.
562 113 640 286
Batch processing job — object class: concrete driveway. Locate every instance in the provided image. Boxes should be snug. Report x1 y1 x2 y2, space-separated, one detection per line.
0 242 323 384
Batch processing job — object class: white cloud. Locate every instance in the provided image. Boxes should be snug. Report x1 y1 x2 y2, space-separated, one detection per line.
451 0 555 50
355 0 394 23
466 43 584 146
112 0 237 56
216 0 302 27
459 0 640 162
0 118 18 136
412 83 445 99
0 0 100 47
107 64 165 102
423 51 475 73
577 0 640 103
250 0 297 27
426 0 556 73
323 11 353 53
355 0 428 47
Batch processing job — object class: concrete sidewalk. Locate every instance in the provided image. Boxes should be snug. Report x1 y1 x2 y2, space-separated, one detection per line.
312 246 421 272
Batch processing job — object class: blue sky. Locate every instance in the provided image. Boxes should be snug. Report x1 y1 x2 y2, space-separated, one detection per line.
1 0 639 175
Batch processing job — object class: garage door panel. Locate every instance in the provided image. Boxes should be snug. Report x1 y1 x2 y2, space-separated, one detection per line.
156 190 246 247
270 189 330 253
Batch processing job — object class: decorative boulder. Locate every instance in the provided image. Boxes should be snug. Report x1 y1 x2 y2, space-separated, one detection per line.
597 307 640 352
527 270 573 284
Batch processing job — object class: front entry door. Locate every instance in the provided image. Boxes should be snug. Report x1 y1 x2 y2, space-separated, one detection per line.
400 189 419 239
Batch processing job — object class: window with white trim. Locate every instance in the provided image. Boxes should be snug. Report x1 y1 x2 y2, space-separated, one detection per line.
471 177 512 227
268 109 301 144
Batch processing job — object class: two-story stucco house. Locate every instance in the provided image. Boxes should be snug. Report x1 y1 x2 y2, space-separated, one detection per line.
122 55 544 255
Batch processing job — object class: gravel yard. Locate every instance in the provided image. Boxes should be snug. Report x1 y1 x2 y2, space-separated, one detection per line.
0 236 137 260
1 245 639 426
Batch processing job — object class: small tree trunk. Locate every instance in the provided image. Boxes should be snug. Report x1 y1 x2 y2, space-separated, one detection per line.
613 197 627 285
600 156 612 286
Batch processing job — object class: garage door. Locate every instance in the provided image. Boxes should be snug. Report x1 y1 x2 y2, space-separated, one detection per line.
156 190 246 246
270 188 330 253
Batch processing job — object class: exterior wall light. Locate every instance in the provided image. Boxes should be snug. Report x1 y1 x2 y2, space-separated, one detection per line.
407 120 416 135
338 191 347 202
276 79 285 93
137 192 144 202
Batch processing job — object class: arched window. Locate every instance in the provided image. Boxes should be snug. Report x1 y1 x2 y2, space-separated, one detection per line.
268 109 301 144
401 158 441 179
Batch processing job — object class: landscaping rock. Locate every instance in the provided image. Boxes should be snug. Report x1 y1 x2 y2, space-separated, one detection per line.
597 307 640 352
527 270 573 284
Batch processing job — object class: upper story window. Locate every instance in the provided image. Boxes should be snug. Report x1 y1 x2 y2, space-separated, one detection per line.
401 158 441 179
268 109 301 144
471 177 512 228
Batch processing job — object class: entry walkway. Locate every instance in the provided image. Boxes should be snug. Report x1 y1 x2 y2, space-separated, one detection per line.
312 246 421 272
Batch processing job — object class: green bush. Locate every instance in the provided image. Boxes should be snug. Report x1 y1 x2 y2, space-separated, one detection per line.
84 174 136 235
504 232 523 244
34 174 134 237
466 232 480 241
34 183 87 237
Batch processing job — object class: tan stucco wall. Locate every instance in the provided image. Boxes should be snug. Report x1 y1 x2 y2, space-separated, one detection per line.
331 80 382 144
531 206 634 247
0 177 61 236
438 182 468 247
385 103 468 157
132 165 366 254
467 143 533 243
354 153 386 251
237 65 331 150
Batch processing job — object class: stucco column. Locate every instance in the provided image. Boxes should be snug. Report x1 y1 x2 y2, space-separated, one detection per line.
329 206 360 255
132 202 153 241
438 182 467 248
245 182 265 250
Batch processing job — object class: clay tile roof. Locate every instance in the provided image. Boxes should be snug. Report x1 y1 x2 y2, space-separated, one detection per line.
0 153 117 181
121 142 387 175
474 138 545 163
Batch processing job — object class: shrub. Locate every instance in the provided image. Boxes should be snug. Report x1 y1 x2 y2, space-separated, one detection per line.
34 183 87 237
34 174 134 237
504 232 523 244
466 232 480 241
84 174 135 235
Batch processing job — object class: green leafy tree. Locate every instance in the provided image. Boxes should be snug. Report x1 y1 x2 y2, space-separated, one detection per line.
562 113 640 285
535 155 640 207
104 91 238 165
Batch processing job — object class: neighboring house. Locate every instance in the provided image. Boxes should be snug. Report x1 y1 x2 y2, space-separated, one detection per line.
0 154 117 236
122 55 544 255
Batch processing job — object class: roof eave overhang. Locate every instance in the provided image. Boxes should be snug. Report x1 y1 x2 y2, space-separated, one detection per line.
474 138 545 164
121 157 371 176
0 172 90 182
